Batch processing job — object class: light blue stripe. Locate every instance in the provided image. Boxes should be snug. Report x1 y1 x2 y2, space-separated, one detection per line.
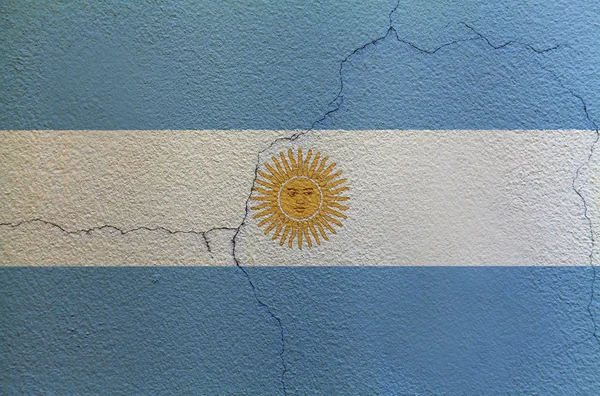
2 267 599 394
1 1 598 130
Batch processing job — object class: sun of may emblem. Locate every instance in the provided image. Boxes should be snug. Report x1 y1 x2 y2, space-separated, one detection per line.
251 148 349 249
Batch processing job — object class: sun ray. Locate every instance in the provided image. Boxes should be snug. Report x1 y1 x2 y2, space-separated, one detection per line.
324 196 350 202
297 225 303 249
250 201 274 211
252 148 349 249
272 156 288 178
323 207 347 220
324 177 347 190
257 210 281 224
297 148 304 174
256 211 279 225
264 163 284 181
315 219 330 240
272 221 285 240
288 149 298 175
258 215 279 229
263 218 281 235
302 223 312 248
308 152 320 177
280 224 291 246
328 202 349 211
255 178 277 190
251 196 276 202
327 186 350 196
317 163 336 180
303 150 312 175
308 221 321 245
252 186 277 196
318 217 337 234
253 207 278 219
314 156 328 177
288 226 297 248
258 169 280 185
322 170 343 185
322 213 343 228
280 152 293 176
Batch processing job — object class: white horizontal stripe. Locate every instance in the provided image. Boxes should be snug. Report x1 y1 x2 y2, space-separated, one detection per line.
0 130 597 266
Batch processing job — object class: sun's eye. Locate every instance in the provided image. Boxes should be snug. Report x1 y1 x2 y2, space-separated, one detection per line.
250 148 349 249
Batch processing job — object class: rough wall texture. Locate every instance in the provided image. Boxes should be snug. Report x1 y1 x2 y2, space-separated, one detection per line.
2 130 596 267
1 0 599 394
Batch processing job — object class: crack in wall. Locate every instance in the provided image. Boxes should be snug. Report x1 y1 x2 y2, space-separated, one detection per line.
202 232 213 258
1 0 598 391
308 7 565 135
231 185 288 394
0 218 236 258
231 1 600 390
461 23 565 54
462 24 599 346
232 249 289 395
573 130 599 347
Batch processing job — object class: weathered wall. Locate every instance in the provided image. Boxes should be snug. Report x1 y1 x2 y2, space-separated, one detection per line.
1 129 597 267
1 1 599 394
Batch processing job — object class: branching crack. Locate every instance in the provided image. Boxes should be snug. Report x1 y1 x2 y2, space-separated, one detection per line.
463 24 599 346
233 251 289 394
461 22 565 53
231 155 289 393
1 0 598 391
0 218 234 257
230 1 599 390
202 232 213 258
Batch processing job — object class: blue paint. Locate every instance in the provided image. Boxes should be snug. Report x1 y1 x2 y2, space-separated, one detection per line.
2 268 599 394
1 0 598 129
1 268 283 394
2 1 599 393
319 34 592 130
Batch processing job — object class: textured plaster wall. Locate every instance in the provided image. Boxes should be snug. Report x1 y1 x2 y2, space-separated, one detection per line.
1 129 597 267
2 0 600 394
0 130 295 266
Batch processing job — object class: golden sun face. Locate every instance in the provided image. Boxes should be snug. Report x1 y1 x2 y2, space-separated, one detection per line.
251 148 349 249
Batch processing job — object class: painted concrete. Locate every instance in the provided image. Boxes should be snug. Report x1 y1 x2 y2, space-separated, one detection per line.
1 129 597 267
2 267 599 394
1 0 599 394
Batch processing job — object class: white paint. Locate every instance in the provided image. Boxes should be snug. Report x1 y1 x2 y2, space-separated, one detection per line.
1 130 597 266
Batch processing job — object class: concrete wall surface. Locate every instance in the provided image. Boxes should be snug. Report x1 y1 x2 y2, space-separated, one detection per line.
1 1 599 394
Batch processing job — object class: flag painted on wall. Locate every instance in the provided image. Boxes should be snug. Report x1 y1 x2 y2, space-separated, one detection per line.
2 1 599 394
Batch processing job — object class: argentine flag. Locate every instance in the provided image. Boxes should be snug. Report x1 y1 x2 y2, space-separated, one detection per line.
2 1 599 394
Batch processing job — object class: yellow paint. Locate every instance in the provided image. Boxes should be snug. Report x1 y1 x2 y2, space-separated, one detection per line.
279 177 322 220
251 148 349 249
